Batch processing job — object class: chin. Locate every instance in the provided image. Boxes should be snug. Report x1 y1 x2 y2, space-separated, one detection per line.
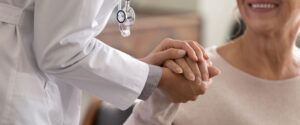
246 19 280 34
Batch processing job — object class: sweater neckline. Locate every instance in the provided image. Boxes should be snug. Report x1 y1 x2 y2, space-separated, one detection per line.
210 46 300 84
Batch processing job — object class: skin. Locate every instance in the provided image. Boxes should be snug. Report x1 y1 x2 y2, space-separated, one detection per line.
141 38 220 103
164 41 218 83
218 0 300 80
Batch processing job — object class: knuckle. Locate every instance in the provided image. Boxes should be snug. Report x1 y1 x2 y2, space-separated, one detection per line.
162 38 173 45
189 41 198 47
198 59 204 64
192 96 198 101
191 41 197 45
188 93 196 99
205 82 211 87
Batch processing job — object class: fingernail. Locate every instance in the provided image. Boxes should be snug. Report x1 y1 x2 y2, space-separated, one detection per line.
188 74 195 81
176 68 183 73
178 50 186 56
194 55 198 61
205 53 209 59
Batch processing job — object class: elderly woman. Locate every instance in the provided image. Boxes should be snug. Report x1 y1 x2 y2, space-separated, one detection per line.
124 0 300 124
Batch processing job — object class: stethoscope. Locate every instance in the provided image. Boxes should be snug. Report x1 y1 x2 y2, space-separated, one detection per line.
116 0 135 37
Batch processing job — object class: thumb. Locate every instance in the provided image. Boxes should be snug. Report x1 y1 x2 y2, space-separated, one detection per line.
208 66 221 78
153 48 186 65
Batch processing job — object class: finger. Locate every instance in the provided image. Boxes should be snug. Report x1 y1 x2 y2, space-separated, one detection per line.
194 41 209 60
207 60 213 67
164 60 183 74
200 46 209 60
186 41 209 82
208 66 221 78
187 41 205 62
175 58 195 81
153 48 186 65
162 38 198 61
186 58 202 84
198 60 209 82
204 79 213 87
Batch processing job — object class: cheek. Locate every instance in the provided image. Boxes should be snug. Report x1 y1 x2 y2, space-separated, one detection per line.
284 4 300 26
237 1 247 20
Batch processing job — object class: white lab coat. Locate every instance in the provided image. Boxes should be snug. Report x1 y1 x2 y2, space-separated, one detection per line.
0 0 149 124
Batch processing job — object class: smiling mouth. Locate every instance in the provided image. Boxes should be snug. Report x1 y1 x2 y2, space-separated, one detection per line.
248 3 279 9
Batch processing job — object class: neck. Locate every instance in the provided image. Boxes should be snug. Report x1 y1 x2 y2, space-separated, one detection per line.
234 30 299 79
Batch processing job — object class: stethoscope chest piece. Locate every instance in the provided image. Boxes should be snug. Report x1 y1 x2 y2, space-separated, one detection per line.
117 10 126 23
117 0 135 37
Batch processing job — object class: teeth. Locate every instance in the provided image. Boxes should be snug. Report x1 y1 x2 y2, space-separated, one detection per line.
251 3 276 9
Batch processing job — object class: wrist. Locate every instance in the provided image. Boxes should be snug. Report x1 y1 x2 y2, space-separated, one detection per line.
158 68 171 91
140 56 152 64
139 57 147 63
140 54 160 65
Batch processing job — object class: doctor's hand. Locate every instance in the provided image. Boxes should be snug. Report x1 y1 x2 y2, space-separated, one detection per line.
140 38 209 66
158 68 207 103
164 57 220 97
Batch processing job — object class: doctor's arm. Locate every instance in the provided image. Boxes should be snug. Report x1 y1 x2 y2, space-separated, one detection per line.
33 0 206 110
33 0 154 110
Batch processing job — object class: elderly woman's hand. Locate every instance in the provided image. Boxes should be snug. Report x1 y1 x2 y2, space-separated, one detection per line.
164 58 220 81
140 38 220 102
140 38 204 65
163 41 220 84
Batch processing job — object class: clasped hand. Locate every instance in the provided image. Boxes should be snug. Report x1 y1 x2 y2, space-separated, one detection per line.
141 38 220 103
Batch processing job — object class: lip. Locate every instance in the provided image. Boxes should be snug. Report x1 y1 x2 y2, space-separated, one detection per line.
246 0 281 13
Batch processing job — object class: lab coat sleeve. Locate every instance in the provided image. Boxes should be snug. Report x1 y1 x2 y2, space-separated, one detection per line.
138 65 162 100
33 0 149 110
124 89 180 125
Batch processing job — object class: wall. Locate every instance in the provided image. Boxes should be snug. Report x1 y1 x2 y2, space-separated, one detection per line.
132 0 237 47
132 0 198 13
198 0 236 47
